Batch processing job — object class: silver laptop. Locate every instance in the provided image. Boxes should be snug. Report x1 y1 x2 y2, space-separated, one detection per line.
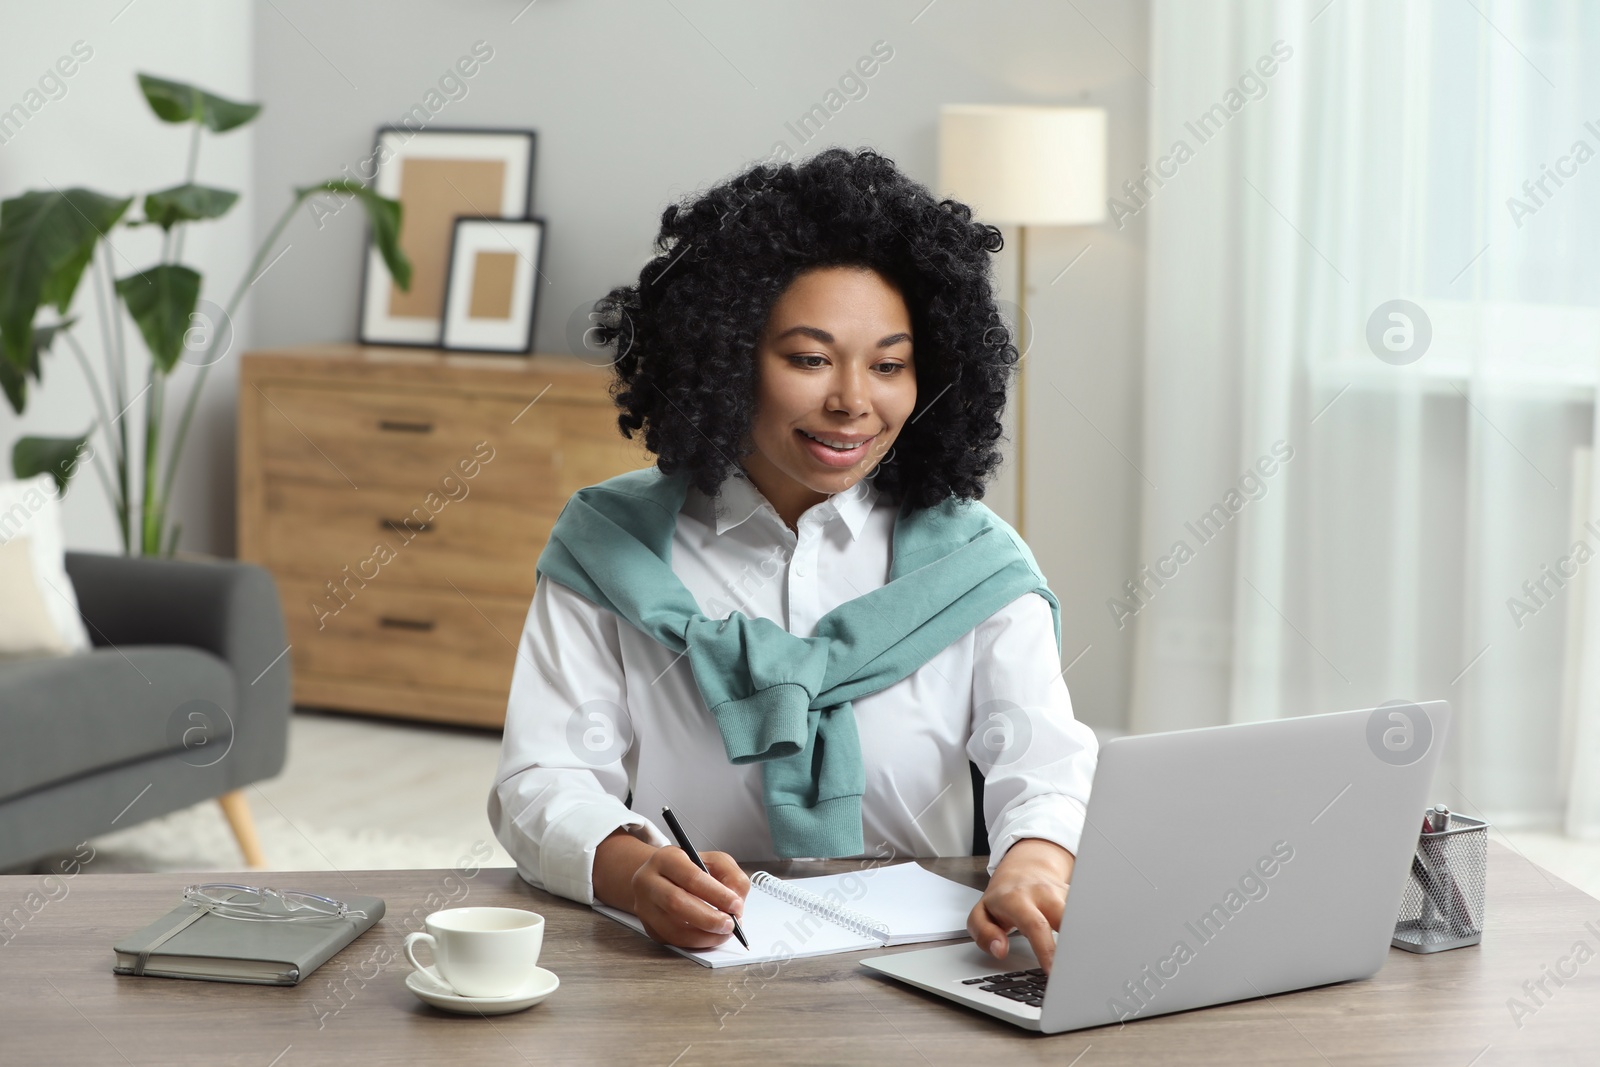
861 701 1450 1033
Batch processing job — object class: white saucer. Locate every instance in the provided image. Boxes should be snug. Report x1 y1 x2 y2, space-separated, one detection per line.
405 966 559 1015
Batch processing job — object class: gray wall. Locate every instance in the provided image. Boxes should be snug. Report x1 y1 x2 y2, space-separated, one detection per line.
250 0 1147 733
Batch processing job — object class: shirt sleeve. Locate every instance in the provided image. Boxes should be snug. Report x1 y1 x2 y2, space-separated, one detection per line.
967 591 1099 876
487 575 670 904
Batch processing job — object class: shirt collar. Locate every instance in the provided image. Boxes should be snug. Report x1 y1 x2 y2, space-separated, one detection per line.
714 469 878 541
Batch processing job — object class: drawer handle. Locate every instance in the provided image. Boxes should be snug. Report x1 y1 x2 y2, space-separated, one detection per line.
380 518 432 533
379 616 436 632
377 419 434 434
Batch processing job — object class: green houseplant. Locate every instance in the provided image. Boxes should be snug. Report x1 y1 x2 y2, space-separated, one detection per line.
0 73 410 555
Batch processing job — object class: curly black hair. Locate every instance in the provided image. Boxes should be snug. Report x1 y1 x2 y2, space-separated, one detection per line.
592 146 1017 511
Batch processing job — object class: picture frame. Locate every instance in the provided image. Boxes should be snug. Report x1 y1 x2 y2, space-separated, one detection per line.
440 216 546 355
357 126 536 348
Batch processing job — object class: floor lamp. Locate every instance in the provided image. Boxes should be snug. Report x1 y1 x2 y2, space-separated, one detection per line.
938 105 1107 540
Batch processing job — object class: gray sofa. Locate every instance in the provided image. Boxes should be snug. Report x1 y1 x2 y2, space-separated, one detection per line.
0 552 291 872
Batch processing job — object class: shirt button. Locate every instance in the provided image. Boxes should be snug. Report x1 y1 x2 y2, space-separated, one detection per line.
794 560 808 578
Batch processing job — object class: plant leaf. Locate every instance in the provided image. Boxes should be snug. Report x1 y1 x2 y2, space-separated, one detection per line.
12 432 91 494
115 265 201 373
137 73 261 132
299 181 412 291
0 189 132 372
0 360 23 413
30 317 75 377
2 319 77 414
143 184 240 230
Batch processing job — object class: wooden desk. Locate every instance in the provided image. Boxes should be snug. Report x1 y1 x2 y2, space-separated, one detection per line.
3 844 1596 1065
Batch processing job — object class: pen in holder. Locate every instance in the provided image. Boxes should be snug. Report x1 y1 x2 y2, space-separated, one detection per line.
1392 805 1487 953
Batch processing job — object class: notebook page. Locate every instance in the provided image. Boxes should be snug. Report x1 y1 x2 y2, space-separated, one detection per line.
776 862 983 946
593 882 879 969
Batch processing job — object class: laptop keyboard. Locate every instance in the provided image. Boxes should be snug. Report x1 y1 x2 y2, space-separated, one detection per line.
961 968 1048 1008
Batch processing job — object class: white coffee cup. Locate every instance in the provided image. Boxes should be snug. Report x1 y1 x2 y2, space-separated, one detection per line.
404 907 544 998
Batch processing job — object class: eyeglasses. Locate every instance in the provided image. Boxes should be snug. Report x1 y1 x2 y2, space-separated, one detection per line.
182 883 367 923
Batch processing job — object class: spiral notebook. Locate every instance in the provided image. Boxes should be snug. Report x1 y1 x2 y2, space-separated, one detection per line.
594 861 984 968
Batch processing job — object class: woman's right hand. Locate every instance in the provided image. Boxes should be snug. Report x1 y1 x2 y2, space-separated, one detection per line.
631 846 751 949
593 830 750 949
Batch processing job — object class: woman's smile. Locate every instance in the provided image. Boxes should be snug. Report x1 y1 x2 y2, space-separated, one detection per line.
796 427 880 467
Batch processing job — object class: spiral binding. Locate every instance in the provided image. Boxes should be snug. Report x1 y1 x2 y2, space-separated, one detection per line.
750 870 892 944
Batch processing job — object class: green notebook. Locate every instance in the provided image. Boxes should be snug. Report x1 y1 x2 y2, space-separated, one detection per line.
112 894 386 986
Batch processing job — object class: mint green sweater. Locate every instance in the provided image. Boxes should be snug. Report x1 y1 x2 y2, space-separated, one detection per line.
535 467 1059 858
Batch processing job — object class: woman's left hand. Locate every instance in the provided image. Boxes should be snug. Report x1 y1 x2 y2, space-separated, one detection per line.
967 838 1075 974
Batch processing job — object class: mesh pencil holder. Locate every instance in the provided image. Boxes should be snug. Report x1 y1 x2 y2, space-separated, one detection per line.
1392 810 1488 953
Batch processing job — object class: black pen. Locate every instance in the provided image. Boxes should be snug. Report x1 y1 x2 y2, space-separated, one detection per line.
661 806 748 950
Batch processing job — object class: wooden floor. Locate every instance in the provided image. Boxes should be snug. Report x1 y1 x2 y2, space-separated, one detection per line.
80 709 1600 899
83 709 516 873
259 709 513 845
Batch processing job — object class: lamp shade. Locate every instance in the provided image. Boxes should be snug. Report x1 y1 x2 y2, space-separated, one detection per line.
938 104 1107 226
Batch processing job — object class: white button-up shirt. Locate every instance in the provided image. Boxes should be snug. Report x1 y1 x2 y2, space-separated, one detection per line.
488 470 1098 904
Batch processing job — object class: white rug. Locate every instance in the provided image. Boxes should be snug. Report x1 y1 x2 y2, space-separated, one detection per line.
72 798 512 875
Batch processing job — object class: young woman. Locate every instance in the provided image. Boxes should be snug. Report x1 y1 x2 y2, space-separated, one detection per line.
489 147 1097 972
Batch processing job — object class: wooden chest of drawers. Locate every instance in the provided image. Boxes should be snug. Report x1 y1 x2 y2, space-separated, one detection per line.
237 344 652 728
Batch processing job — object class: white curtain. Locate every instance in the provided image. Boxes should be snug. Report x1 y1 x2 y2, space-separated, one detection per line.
1135 0 1600 834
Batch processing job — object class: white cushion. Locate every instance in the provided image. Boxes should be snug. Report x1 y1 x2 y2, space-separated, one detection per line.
0 474 92 652
0 536 71 655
